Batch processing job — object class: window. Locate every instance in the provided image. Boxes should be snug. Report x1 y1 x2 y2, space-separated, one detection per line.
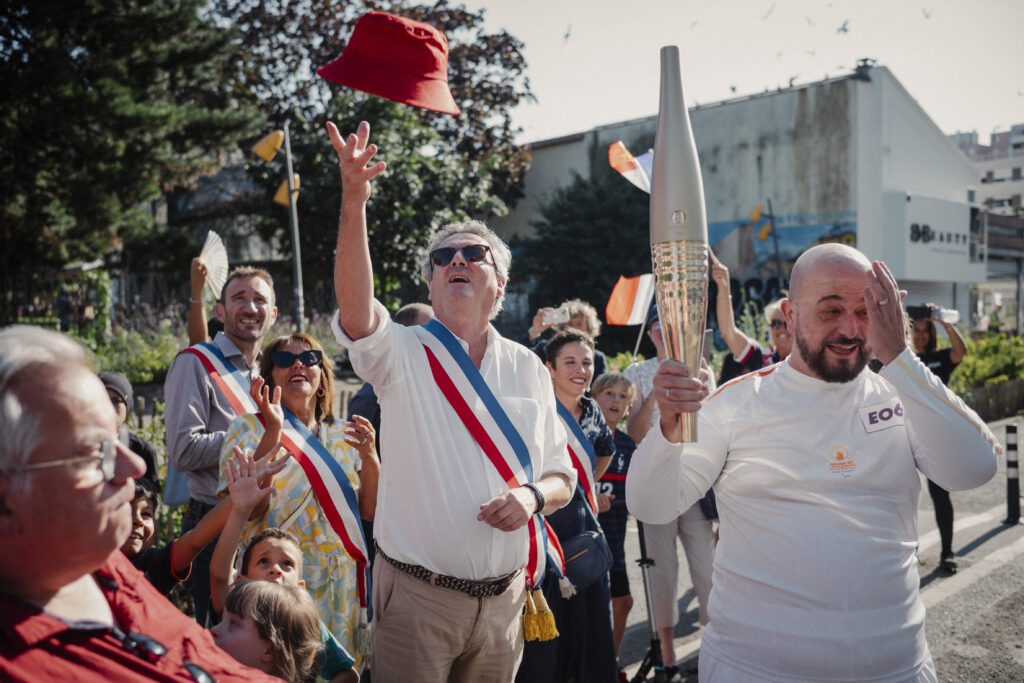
1013 167 1021 180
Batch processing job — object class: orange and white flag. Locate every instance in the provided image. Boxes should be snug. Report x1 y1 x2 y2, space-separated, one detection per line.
605 274 655 325
608 141 652 193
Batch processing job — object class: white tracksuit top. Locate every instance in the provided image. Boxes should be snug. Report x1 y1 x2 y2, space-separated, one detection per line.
627 348 999 682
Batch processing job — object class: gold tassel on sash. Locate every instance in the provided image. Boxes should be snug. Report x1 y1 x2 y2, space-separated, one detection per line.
523 587 558 641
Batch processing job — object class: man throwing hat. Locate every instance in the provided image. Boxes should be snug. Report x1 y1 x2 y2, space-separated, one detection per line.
327 120 576 682
627 244 1000 682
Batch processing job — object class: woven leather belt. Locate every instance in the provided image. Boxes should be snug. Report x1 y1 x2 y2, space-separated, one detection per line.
376 543 519 599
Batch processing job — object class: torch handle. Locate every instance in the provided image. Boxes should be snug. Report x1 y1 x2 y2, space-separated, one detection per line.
652 239 709 442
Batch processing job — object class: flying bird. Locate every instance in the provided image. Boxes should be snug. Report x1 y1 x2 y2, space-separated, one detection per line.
763 3 776 20
837 20 849 34
564 23 571 43
730 85 737 93
788 75 799 87
922 8 931 19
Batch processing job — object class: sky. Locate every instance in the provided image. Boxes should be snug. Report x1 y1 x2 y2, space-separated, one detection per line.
463 0 1024 145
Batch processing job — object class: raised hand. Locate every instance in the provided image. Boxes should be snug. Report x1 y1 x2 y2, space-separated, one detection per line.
863 260 908 365
326 120 387 205
709 250 730 290
343 414 377 461
190 257 208 297
250 376 284 437
226 446 278 513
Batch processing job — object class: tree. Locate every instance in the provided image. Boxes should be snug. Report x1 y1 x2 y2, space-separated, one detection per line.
0 0 264 289
211 0 534 309
521 140 653 354
247 92 507 310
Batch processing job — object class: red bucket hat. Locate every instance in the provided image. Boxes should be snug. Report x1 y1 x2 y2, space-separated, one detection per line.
316 11 461 116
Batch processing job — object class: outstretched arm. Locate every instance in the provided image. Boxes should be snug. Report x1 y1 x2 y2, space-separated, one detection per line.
710 251 755 357
187 257 210 346
327 120 386 341
209 447 287 615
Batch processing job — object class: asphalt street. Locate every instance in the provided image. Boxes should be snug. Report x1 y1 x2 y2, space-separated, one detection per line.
618 417 1024 682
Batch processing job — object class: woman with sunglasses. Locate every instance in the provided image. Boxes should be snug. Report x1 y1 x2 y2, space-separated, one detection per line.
711 251 792 383
217 332 380 664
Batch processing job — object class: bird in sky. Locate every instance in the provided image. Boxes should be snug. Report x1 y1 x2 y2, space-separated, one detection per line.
789 75 799 87
564 23 571 43
922 7 932 19
837 19 849 34
763 3 776 20
730 84 737 93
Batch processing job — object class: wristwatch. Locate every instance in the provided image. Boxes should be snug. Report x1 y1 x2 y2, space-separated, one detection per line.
521 483 545 515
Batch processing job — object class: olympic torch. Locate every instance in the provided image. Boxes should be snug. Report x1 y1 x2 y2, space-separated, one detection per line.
650 46 709 442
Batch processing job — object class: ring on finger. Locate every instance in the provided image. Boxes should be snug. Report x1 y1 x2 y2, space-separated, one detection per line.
878 298 890 306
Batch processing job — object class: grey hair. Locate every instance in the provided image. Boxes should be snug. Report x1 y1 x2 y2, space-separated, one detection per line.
0 326 89 473
419 220 512 319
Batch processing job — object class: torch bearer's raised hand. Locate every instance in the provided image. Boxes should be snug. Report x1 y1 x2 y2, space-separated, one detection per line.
652 359 710 443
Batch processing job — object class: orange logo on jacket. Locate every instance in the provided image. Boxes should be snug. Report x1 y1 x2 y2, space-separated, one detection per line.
829 445 857 477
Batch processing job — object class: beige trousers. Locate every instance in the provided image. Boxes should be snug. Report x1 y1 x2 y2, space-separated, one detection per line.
370 558 527 683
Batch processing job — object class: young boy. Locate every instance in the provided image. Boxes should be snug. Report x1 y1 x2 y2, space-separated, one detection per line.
120 477 226 596
211 447 359 683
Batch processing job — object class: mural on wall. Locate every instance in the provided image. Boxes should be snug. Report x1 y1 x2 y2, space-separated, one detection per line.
709 207 857 309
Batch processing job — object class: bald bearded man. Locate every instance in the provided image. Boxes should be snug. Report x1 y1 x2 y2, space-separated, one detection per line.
627 244 1000 682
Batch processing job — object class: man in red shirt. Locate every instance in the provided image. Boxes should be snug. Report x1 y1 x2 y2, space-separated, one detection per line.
0 325 280 682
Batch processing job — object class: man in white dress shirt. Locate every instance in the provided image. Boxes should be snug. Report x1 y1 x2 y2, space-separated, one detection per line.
327 120 575 682
627 244 999 682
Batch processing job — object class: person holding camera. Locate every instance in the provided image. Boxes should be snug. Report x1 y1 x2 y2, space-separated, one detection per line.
528 299 608 381
909 303 968 574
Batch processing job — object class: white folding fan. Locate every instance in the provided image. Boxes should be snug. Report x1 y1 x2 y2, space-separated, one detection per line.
199 230 229 299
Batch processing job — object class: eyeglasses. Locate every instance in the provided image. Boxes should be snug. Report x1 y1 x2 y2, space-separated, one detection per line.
16 438 116 483
270 349 323 369
770 320 787 329
108 626 213 682
429 244 492 269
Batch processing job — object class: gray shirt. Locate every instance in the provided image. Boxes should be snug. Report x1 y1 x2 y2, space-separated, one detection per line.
164 332 260 505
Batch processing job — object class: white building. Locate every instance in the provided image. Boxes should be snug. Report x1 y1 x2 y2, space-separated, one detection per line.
494 60 1016 328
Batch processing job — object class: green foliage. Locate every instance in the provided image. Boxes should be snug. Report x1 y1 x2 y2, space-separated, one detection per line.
949 333 1024 395
90 328 184 385
1 0 265 280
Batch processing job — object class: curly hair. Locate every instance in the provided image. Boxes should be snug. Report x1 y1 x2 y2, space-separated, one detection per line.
224 580 323 683
562 299 602 338
259 333 335 424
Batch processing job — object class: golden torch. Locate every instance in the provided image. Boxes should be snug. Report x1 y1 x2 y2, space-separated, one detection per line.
650 46 709 442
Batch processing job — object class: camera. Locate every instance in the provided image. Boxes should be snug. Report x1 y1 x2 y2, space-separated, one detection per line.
906 305 960 324
542 306 571 326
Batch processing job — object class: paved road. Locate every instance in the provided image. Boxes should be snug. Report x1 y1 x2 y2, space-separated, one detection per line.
618 417 1024 681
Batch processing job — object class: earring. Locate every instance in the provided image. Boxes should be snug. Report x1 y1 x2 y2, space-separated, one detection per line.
317 385 326 398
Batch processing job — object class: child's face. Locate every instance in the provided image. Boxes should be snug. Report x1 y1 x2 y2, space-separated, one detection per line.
242 537 305 587
211 609 273 673
119 497 156 557
595 382 631 427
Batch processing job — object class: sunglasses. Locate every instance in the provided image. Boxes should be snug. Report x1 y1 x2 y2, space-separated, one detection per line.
429 244 492 269
270 349 323 369
770 320 787 329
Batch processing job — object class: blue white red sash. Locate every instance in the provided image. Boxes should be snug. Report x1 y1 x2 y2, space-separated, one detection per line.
556 402 599 512
182 342 370 608
416 319 553 587
180 342 259 416
259 409 370 609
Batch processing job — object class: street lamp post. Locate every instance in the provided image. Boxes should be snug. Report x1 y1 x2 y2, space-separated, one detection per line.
282 121 305 332
253 123 305 332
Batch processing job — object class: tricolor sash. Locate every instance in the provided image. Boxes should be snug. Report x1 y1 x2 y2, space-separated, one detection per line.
182 343 370 609
180 342 259 416
415 319 553 587
556 402 599 511
258 409 370 610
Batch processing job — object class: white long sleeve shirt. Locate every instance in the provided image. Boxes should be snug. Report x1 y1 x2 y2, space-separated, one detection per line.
626 349 999 682
333 302 575 580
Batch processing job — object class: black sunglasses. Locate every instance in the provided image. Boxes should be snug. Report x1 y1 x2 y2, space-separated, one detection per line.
270 349 323 369
430 244 492 269
769 320 787 329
